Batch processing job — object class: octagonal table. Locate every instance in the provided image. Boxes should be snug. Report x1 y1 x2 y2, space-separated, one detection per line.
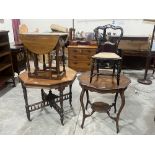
19 67 77 125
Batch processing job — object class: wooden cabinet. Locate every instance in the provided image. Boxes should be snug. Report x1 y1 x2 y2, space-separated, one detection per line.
0 31 15 88
10 44 26 75
68 45 96 72
118 36 149 57
118 36 149 69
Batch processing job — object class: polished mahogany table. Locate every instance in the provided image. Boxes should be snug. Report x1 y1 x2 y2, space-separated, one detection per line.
78 71 131 133
19 67 77 125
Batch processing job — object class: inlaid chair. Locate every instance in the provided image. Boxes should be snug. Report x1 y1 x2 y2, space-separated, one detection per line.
90 24 123 85
89 24 123 113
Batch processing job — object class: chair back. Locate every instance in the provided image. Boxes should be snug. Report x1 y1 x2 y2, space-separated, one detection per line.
94 24 123 54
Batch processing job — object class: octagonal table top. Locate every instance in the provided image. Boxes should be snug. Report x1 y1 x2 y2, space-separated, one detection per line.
19 67 77 89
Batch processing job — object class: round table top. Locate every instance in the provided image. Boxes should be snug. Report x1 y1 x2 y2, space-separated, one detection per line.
78 71 131 93
19 67 77 89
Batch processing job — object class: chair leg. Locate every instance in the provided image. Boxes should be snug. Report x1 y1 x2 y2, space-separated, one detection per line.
113 62 116 76
116 60 121 85
90 58 95 83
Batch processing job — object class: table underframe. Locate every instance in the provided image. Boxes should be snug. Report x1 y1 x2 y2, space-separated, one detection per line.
80 87 125 133
21 81 73 125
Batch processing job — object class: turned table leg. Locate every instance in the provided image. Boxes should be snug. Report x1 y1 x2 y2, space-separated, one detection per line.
21 81 31 121
59 87 65 126
116 90 125 133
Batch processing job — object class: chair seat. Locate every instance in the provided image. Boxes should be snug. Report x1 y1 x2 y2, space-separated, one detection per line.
92 52 121 60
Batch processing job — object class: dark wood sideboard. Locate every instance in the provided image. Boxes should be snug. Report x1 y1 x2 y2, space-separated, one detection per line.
68 35 149 71
0 31 15 88
118 35 149 69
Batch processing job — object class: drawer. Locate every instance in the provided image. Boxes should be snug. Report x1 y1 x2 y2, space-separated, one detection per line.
68 60 91 72
81 49 96 55
68 48 96 56
68 48 81 54
68 54 91 61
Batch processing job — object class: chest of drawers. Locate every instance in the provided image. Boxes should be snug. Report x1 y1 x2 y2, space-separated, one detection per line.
68 45 96 72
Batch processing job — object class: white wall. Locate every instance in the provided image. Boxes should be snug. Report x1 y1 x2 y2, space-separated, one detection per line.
74 19 154 36
21 19 154 36
1 19 153 43
0 19 14 43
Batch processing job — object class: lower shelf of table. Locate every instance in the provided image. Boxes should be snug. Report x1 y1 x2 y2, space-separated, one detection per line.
91 102 111 113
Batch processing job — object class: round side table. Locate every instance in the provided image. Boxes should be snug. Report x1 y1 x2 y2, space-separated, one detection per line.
78 71 131 133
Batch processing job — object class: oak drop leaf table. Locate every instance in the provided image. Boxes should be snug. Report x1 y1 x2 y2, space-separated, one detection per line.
19 67 77 125
78 71 131 133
